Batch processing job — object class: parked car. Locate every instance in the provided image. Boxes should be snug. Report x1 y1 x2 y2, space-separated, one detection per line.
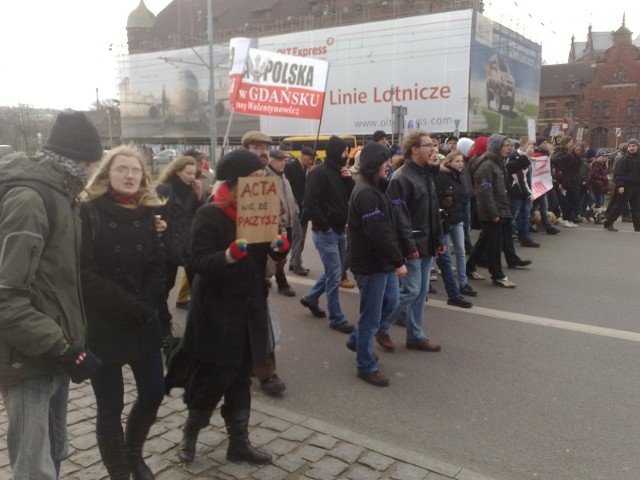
151 149 179 173
0 145 15 159
485 54 515 112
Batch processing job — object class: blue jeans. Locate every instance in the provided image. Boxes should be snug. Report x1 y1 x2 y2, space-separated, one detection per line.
595 192 605 209
462 201 474 251
348 271 399 373
511 196 533 242
0 374 70 480
380 256 433 343
302 229 347 326
533 193 553 228
90 351 164 437
436 247 460 300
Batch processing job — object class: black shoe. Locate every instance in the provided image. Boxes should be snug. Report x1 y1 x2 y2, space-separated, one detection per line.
604 223 618 232
428 284 437 294
293 268 310 276
300 298 326 318
175 301 190 310
459 284 478 297
260 375 286 396
330 322 355 334
277 285 296 297
520 240 540 248
447 296 472 308
546 227 560 235
508 259 532 268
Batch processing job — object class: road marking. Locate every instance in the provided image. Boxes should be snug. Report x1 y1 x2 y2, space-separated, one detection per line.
287 277 640 343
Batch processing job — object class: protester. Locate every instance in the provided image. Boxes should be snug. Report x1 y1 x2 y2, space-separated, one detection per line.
173 150 288 465
0 110 103 480
604 138 640 231
81 146 166 479
590 149 610 210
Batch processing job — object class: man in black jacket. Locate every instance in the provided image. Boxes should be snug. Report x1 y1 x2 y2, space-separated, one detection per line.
346 142 406 386
604 138 640 231
378 130 444 352
284 146 315 275
300 136 355 334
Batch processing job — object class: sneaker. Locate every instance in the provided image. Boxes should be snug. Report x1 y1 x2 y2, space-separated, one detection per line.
339 279 355 289
300 298 326 318
468 271 485 280
447 296 473 308
357 370 390 387
492 277 517 288
260 375 286 396
459 284 478 297
520 240 540 248
330 322 355 334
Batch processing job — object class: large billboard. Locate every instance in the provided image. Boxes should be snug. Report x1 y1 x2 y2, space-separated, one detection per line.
118 10 540 140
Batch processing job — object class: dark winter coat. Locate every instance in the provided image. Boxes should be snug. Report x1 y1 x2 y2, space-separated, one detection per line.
181 204 285 367
552 148 582 188
80 195 165 364
506 150 532 199
304 157 355 233
387 158 444 257
156 177 200 265
472 135 512 221
348 146 404 275
436 164 469 227
590 159 610 194
612 150 640 187
0 152 86 385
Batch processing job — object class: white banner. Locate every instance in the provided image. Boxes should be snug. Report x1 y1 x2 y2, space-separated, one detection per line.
530 154 553 200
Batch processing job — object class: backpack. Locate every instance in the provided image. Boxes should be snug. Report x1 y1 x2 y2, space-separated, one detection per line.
0 180 57 250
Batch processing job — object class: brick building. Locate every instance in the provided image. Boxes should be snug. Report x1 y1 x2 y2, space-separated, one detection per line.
539 17 640 149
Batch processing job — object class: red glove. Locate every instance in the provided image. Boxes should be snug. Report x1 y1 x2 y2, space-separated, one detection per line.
226 239 248 263
271 234 290 253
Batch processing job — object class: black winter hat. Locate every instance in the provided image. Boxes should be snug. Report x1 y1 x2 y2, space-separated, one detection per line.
535 136 547 147
360 142 392 180
325 135 349 167
45 110 103 162
372 130 388 142
215 149 263 186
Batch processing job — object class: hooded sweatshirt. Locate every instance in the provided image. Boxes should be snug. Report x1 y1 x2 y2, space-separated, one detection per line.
304 136 355 233
472 134 513 221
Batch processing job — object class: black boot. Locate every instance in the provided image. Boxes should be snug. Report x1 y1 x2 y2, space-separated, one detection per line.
97 431 131 480
178 409 212 463
221 406 272 464
124 414 156 480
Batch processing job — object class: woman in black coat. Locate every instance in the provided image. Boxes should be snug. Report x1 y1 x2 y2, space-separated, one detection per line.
155 156 201 339
175 150 289 465
81 146 166 480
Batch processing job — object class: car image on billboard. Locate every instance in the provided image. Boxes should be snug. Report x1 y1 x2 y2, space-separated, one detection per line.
485 53 515 112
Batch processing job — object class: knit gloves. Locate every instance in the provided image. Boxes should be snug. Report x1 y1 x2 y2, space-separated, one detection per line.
226 239 248 263
270 234 290 253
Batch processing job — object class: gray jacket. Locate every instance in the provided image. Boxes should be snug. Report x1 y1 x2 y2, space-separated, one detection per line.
472 135 513 222
0 152 86 385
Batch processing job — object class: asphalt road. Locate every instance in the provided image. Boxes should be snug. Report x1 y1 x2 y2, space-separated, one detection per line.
172 220 640 480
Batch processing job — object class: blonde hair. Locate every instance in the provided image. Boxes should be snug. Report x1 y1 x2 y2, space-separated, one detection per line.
84 146 163 207
444 149 464 166
401 130 430 159
156 156 197 184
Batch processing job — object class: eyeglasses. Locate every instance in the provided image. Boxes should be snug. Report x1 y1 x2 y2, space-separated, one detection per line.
111 166 143 177
249 144 271 152
418 143 434 148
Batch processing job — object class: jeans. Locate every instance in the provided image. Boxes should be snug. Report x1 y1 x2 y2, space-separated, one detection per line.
436 247 460 300
594 192 605 209
380 256 433 343
462 201 474 251
533 192 553 228
90 351 165 437
511 196 533 242
302 229 347 326
0 374 70 480
448 222 467 286
348 271 399 373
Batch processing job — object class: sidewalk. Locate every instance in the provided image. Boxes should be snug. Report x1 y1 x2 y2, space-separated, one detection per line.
0 369 495 480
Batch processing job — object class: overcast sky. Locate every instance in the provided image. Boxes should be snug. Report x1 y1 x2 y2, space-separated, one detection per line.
0 0 637 110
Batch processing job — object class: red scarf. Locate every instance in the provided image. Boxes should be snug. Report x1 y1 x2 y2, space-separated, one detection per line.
213 182 237 222
109 188 140 205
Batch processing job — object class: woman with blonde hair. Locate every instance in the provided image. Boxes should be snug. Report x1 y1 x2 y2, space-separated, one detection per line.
81 146 166 479
155 156 202 341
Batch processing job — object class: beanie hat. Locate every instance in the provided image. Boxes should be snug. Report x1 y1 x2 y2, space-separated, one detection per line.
627 138 639 147
241 130 272 148
215 150 263 186
45 110 103 162
585 147 597 159
535 136 547 147
359 142 392 181
596 149 608 158
325 135 349 167
372 130 388 142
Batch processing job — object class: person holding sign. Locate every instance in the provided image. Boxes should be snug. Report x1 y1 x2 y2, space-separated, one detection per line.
176 150 288 466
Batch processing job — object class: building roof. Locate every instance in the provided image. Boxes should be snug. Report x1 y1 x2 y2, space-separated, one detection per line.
127 0 156 29
540 63 595 97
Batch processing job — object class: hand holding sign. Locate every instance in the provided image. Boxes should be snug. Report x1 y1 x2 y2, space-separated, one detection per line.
226 239 248 263
271 234 290 253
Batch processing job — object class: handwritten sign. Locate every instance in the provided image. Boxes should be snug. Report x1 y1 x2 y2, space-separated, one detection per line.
530 155 553 200
236 177 281 243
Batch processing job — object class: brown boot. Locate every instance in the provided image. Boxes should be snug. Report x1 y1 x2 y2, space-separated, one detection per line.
374 332 395 351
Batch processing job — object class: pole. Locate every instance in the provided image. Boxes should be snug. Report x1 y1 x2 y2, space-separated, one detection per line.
207 0 217 168
313 64 331 156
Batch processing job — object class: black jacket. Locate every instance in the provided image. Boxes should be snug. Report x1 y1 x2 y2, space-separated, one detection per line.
387 159 444 257
182 204 286 366
304 161 355 233
613 150 640 187
349 176 404 275
284 158 308 209
80 196 165 364
436 165 468 227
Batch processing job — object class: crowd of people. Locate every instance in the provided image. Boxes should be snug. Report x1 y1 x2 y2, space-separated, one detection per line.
1 110 637 479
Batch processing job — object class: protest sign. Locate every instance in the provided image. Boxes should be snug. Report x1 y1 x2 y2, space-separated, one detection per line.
530 154 553 200
236 176 281 243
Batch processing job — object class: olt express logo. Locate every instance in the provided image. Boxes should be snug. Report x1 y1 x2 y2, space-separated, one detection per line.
245 53 315 87
276 37 334 57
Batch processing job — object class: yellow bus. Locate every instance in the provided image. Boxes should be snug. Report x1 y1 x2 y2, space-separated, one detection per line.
279 135 358 162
